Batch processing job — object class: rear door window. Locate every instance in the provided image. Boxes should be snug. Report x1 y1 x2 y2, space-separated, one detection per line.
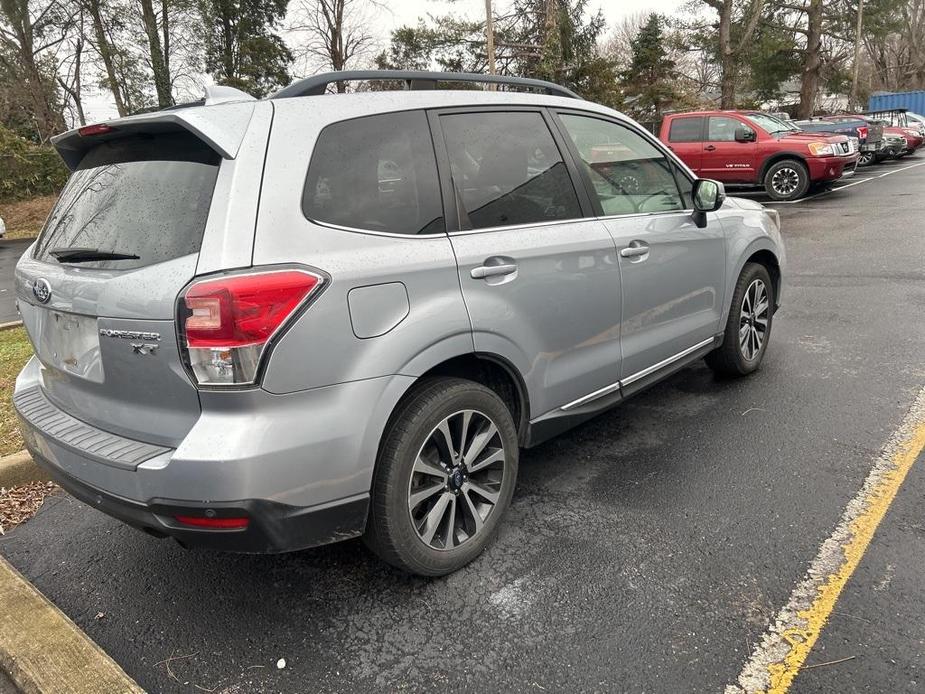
34 132 220 270
302 110 445 235
668 116 704 143
438 111 582 230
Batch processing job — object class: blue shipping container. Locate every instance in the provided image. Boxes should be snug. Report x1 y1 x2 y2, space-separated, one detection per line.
868 90 925 115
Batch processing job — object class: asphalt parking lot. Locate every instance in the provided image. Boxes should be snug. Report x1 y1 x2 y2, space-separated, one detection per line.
2 158 925 693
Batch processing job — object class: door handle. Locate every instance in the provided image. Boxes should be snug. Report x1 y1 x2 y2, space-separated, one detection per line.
471 263 517 279
704 145 716 151
620 243 650 258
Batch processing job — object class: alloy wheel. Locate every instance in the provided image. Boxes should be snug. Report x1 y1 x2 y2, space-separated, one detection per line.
739 279 769 361
771 167 800 196
407 409 507 551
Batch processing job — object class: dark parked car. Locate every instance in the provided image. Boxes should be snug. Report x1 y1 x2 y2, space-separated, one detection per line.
794 117 883 166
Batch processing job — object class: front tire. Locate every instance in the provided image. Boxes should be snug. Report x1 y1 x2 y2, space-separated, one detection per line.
706 262 774 377
764 159 809 201
365 378 519 576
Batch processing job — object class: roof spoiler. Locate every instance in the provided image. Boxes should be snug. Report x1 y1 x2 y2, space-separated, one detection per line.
51 87 257 170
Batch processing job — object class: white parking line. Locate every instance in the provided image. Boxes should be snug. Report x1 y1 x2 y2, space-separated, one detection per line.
765 161 925 205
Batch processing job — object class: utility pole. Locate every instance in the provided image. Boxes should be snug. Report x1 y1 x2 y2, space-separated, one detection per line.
850 0 864 110
484 0 497 76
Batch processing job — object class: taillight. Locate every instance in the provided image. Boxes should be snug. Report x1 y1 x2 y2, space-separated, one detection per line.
179 269 324 386
857 126 868 141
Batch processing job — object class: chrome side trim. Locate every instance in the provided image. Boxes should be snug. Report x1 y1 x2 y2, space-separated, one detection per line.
619 337 716 388
560 382 621 412
558 336 716 411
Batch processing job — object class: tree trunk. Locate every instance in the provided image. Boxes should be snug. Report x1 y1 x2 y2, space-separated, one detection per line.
717 0 735 108
0 0 66 138
85 0 128 116
797 0 823 119
139 0 172 107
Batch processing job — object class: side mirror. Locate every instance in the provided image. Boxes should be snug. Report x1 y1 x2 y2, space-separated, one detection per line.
692 179 726 228
735 126 756 143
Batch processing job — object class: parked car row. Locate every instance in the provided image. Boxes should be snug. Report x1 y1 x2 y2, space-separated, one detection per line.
657 108 920 201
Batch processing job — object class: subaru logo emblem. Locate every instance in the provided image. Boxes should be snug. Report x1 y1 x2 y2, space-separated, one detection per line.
32 278 51 304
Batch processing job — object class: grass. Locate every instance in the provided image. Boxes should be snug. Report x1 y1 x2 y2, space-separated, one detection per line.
0 328 33 456
0 195 57 239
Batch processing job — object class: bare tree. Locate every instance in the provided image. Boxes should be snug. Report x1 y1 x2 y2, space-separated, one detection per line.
288 0 382 90
0 0 71 139
56 6 86 124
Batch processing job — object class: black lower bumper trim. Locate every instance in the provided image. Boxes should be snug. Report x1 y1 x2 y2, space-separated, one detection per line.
30 448 369 554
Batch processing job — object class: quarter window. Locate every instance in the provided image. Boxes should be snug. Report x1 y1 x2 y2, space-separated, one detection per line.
668 116 704 143
707 116 742 142
558 114 687 216
302 110 445 235
438 111 582 230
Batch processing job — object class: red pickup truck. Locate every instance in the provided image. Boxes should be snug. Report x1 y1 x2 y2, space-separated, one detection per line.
659 111 859 201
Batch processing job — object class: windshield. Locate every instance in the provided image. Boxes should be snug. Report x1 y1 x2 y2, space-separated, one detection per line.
35 132 220 270
747 112 800 134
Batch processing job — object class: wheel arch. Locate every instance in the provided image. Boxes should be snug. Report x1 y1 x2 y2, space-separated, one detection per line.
721 239 783 325
758 151 809 182
745 249 782 311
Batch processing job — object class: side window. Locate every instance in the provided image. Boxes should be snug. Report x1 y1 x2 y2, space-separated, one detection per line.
707 116 742 142
438 111 582 230
302 110 444 235
668 116 704 143
558 113 686 216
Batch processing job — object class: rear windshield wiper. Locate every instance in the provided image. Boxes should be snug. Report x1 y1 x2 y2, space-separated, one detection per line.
49 247 140 263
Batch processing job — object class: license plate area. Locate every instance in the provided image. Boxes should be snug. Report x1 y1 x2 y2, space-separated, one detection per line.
27 307 103 383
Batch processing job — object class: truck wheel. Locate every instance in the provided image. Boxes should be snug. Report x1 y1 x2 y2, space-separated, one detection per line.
858 151 874 166
706 262 774 377
764 160 809 201
365 378 518 576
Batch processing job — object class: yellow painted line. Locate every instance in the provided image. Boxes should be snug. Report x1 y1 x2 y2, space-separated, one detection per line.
728 387 925 693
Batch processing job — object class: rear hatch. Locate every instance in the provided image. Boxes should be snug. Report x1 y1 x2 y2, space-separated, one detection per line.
16 111 260 448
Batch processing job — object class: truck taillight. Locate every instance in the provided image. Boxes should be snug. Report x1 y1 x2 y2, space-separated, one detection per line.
179 269 324 386
857 126 868 141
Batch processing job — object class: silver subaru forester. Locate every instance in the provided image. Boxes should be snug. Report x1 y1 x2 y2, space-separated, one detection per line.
13 72 784 576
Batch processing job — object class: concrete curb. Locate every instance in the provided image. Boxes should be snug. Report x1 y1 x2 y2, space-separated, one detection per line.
0 321 23 331
0 452 47 489
0 556 144 693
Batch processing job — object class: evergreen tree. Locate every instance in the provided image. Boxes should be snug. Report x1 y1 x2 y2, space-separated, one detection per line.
620 13 676 119
199 0 292 98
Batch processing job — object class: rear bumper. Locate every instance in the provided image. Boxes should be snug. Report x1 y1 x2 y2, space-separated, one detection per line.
28 448 368 552
14 356 415 553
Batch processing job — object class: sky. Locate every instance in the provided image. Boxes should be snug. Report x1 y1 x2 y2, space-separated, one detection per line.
81 0 684 122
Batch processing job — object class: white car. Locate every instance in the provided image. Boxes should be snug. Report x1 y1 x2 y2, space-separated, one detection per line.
0 215 5 238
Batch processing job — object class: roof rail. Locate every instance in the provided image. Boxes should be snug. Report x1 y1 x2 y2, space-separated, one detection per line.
270 70 581 100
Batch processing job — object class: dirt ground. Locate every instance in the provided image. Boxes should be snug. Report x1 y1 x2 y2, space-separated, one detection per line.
0 195 56 239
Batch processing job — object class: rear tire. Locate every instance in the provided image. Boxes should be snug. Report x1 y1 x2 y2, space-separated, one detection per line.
763 159 809 201
364 378 518 576
858 151 875 166
706 262 774 377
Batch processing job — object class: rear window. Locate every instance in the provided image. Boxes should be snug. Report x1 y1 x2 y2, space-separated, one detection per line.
302 110 445 235
34 132 220 270
668 117 703 143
